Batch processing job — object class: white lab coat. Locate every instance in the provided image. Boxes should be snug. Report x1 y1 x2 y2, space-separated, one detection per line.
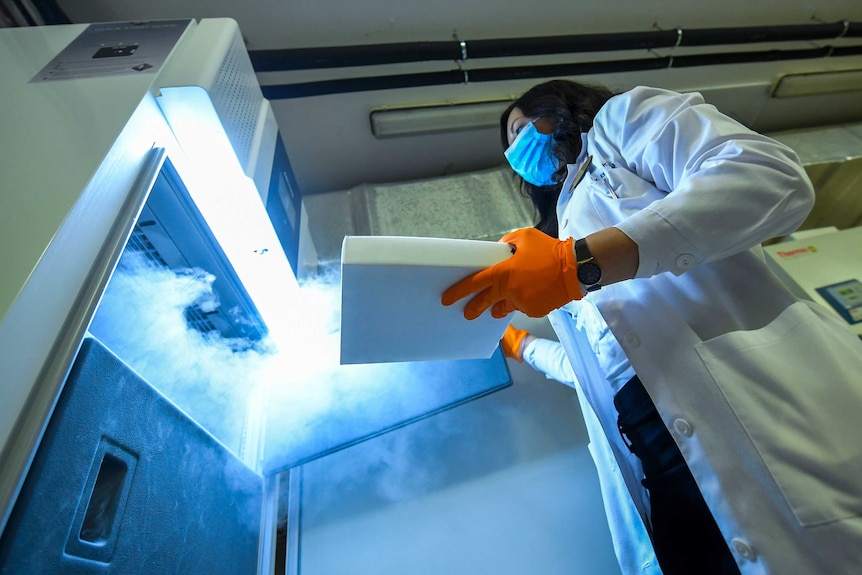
524 86 862 574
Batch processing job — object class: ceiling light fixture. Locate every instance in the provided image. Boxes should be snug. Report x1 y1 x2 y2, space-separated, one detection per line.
370 99 513 139
771 68 862 98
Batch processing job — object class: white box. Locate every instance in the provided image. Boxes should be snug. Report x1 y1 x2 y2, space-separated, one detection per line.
340 236 513 364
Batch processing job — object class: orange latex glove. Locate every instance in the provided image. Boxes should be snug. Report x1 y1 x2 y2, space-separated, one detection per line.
501 325 530 362
442 227 582 319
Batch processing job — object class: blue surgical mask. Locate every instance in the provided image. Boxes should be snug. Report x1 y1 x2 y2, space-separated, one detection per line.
504 121 558 186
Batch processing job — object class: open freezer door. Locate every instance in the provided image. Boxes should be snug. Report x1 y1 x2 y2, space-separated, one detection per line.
0 338 263 573
261 348 511 475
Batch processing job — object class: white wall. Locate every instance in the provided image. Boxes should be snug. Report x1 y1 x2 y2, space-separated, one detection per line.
58 1 862 194
54 0 858 50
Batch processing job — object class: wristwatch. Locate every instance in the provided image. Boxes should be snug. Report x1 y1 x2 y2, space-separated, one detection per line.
574 238 602 293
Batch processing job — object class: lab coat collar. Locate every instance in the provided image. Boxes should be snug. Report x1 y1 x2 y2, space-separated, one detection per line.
561 133 591 193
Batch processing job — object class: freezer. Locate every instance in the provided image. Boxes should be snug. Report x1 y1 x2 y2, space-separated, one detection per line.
0 19 514 573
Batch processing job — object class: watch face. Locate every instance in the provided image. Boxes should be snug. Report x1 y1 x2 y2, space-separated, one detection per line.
577 261 602 285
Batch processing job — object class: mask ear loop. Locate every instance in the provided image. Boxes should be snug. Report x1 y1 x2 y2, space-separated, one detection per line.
537 122 569 188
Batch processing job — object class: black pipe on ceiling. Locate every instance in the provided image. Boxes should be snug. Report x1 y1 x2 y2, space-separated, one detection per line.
249 21 861 72
259 44 862 100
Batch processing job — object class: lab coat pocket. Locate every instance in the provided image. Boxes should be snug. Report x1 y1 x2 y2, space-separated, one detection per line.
695 301 862 527
587 167 665 228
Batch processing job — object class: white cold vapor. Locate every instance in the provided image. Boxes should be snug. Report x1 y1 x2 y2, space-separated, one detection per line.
89 252 275 458
89 250 494 508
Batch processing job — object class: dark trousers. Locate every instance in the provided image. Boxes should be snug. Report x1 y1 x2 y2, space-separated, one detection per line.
614 376 741 575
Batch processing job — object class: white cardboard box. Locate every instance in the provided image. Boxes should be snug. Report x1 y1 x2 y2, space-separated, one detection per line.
340 236 513 364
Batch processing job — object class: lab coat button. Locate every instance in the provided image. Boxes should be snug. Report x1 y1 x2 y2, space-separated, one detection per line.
731 538 756 561
675 253 696 270
673 418 693 437
624 332 640 348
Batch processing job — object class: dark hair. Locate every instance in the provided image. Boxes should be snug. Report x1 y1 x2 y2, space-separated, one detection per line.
500 79 616 237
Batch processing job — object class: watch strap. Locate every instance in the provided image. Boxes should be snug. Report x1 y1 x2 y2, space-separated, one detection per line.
574 238 602 292
574 238 592 264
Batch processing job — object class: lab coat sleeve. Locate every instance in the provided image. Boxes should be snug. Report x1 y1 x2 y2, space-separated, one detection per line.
521 337 578 388
599 86 815 278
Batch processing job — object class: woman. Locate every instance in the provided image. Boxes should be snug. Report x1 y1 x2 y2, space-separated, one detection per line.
442 80 862 575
